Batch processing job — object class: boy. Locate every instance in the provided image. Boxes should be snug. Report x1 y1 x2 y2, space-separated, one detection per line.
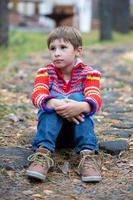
26 26 102 182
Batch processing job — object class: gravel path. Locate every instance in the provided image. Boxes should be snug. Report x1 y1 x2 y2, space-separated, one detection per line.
0 45 133 200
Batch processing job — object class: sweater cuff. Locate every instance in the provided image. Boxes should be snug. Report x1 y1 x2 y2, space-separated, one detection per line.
40 96 56 113
84 98 97 116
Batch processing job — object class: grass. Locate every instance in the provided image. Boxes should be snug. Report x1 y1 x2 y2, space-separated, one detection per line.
0 30 133 70
130 6 133 16
83 30 133 48
0 30 48 69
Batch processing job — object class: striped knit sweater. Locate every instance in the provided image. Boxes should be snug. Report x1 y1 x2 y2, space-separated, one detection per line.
32 60 102 116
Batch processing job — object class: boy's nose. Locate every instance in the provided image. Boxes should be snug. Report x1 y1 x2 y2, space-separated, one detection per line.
54 49 60 56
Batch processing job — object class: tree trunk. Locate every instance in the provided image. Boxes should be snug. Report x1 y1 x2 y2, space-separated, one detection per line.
99 0 113 40
0 0 9 47
112 0 130 33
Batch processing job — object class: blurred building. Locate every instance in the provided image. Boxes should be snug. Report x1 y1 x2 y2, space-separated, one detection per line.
8 0 133 32
9 0 101 32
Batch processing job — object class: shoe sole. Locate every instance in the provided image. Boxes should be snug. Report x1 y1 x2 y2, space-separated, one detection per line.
26 170 46 181
82 176 102 182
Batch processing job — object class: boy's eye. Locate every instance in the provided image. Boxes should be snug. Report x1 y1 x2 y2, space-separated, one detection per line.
49 46 55 51
61 45 67 49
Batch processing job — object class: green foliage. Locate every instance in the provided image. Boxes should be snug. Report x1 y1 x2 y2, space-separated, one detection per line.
82 31 133 47
0 30 133 69
0 103 14 119
0 30 48 69
130 6 133 16
117 81 127 88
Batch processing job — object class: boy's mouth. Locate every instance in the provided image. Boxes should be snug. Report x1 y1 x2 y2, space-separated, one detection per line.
54 59 63 63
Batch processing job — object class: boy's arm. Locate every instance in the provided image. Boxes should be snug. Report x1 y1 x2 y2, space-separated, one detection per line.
55 99 91 118
32 67 56 112
83 70 102 116
55 69 102 118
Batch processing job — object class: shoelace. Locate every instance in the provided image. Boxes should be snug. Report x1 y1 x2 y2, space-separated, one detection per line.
27 152 54 168
78 155 100 170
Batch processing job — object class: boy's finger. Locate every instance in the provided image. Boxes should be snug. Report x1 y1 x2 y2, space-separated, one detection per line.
56 111 66 116
76 116 84 122
71 117 79 125
55 105 67 110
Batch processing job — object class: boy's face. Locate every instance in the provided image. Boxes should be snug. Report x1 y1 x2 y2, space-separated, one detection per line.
49 39 82 70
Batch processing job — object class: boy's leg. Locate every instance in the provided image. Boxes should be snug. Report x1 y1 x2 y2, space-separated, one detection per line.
73 116 97 153
26 111 64 181
73 116 102 182
56 120 74 149
32 111 64 152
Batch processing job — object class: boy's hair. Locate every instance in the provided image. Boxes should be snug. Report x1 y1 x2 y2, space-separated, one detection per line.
47 26 82 49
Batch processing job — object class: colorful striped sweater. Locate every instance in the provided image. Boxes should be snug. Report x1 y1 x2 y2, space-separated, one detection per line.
32 60 102 116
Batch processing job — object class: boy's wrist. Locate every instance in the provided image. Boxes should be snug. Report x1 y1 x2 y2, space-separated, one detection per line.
81 102 91 113
46 99 56 109
46 99 63 109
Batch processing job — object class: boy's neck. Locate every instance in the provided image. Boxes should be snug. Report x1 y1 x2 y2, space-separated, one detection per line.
61 65 74 76
60 58 81 76
61 58 82 82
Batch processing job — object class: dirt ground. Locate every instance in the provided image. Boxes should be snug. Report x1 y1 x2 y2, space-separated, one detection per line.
0 44 133 200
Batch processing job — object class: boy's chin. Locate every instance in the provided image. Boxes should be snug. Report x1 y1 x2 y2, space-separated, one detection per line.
55 65 65 68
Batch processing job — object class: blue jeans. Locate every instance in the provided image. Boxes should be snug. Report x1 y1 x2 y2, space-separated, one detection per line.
32 111 98 153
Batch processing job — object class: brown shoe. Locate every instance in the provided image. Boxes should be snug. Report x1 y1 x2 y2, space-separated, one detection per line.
26 147 54 181
78 150 102 182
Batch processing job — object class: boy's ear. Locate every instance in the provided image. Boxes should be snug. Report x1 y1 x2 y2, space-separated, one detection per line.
76 46 83 56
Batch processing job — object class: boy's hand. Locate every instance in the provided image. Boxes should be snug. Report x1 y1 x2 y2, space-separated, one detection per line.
46 98 91 124
55 100 91 118
67 114 85 125
46 99 64 109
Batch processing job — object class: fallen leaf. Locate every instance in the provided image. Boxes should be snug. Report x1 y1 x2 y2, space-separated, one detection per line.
6 170 15 177
101 166 108 171
58 161 70 174
129 162 133 168
70 194 78 200
43 189 54 195
7 113 19 122
32 193 43 199
22 190 34 195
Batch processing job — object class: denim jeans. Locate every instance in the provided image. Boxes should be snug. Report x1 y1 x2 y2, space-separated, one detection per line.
32 110 98 153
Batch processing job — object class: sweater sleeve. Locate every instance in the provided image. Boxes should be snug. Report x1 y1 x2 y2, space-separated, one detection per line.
32 67 55 112
83 70 102 116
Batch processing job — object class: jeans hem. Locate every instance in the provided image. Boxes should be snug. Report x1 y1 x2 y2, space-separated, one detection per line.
32 143 55 153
